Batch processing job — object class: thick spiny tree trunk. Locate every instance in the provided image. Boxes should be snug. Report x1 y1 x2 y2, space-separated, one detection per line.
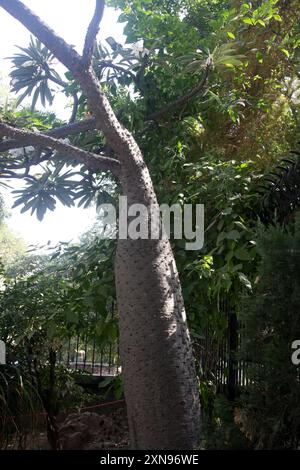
0 0 201 449
116 150 200 449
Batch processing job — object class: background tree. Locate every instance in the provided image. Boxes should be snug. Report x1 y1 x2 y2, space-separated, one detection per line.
0 230 115 449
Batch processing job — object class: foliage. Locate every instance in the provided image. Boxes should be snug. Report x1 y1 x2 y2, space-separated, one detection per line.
0 222 117 354
98 374 124 401
258 149 300 224
102 0 300 400
0 364 40 449
237 217 300 449
34 363 88 414
0 222 117 448
0 194 26 278
0 0 300 449
107 0 300 163
200 395 250 449
0 102 117 221
1 0 299 224
0 221 26 268
8 36 62 110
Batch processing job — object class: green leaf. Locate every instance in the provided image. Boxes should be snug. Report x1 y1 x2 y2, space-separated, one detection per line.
243 17 254 25
257 19 266 27
234 221 248 231
280 48 290 58
222 207 233 215
234 247 253 261
15 85 34 107
256 51 264 63
36 202 47 221
226 230 241 241
227 32 236 39
216 232 227 245
98 376 114 388
238 272 252 290
31 87 40 112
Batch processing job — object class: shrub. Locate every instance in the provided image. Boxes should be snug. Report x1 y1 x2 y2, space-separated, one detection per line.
238 216 300 449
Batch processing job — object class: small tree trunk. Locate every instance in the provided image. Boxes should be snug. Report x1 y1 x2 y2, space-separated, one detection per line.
116 157 200 449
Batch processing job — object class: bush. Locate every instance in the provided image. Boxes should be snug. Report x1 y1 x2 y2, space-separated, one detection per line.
0 365 40 449
238 216 300 449
200 395 250 449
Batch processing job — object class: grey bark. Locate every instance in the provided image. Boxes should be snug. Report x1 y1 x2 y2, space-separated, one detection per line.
0 118 97 153
116 154 200 449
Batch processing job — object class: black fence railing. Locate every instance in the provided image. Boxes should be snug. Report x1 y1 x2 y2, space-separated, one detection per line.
60 297 249 393
197 296 250 399
59 335 120 376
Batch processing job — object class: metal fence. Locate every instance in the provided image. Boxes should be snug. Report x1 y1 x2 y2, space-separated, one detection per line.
60 297 249 396
59 335 120 376
197 296 250 399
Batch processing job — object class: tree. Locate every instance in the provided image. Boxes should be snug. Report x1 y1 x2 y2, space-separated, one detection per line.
0 249 91 449
0 222 26 268
0 225 119 449
0 0 200 449
0 193 26 274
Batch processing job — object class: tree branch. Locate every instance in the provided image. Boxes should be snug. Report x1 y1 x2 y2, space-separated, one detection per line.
0 121 120 176
146 62 211 122
83 0 105 66
0 118 97 153
0 0 141 165
0 149 53 169
69 93 79 124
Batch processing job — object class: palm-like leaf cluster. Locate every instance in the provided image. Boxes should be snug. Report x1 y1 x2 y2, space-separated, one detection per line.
12 164 78 221
179 42 245 74
9 37 63 111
